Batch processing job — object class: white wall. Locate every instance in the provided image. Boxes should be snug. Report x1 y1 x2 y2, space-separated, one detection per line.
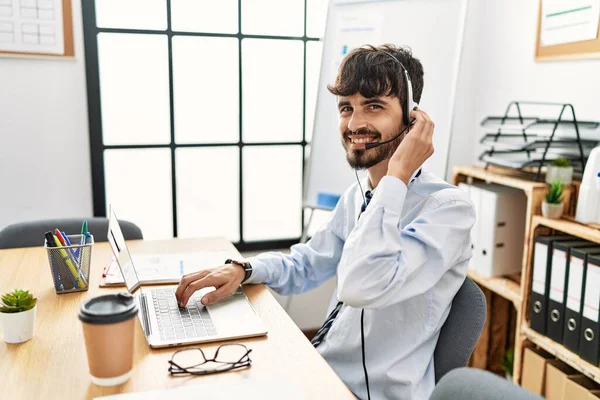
447 0 600 178
0 0 92 230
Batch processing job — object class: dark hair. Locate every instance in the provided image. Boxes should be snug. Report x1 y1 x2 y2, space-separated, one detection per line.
327 44 424 105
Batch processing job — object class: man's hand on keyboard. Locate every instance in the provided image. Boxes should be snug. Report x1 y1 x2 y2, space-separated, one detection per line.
175 264 245 308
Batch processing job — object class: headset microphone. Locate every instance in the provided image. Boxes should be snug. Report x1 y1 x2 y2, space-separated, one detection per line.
363 119 415 150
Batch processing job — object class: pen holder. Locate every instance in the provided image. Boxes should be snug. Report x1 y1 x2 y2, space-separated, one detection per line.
45 234 94 294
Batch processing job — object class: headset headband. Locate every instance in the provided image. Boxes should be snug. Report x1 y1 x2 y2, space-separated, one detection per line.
380 51 419 126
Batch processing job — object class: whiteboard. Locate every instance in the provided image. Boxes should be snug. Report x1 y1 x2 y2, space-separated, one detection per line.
304 0 469 209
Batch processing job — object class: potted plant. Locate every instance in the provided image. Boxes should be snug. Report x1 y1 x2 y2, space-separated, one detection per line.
542 180 564 219
546 157 573 185
502 348 514 380
0 289 37 343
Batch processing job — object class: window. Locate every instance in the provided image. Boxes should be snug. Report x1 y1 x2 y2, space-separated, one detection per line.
82 0 327 250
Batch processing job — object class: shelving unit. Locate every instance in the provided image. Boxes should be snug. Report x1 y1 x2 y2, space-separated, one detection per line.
452 165 576 384
519 215 600 385
467 270 521 307
522 325 600 383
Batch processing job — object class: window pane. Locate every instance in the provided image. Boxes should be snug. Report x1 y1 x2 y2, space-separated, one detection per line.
104 149 173 240
242 39 303 143
173 37 239 144
98 33 170 145
95 0 167 30
306 0 329 38
305 41 323 142
171 0 238 34
176 147 240 241
243 146 302 241
242 0 304 37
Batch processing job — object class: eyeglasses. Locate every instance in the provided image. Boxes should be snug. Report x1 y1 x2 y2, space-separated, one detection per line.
168 344 252 376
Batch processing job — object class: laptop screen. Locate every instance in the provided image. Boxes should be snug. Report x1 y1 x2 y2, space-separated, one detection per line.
107 207 142 294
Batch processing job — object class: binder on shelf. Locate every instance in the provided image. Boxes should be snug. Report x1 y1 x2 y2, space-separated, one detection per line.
579 254 600 365
530 235 577 335
547 240 596 343
563 247 600 353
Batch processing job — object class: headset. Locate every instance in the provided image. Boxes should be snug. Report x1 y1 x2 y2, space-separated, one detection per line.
363 51 419 150
356 50 420 400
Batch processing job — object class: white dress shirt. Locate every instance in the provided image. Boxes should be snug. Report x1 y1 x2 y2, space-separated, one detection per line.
246 170 475 399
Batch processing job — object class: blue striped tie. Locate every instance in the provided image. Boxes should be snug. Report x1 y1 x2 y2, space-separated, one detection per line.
311 301 344 347
312 191 373 348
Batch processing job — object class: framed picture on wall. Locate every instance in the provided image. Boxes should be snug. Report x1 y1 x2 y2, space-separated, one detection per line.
535 0 600 61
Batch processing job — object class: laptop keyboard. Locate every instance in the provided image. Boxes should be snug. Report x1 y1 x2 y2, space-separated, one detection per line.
151 287 217 341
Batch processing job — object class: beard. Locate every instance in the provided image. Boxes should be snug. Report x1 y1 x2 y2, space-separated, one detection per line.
342 127 404 170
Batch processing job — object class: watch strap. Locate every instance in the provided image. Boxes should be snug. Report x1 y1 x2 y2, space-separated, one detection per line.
225 259 253 283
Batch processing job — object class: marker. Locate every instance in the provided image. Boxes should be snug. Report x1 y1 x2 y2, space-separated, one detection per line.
77 220 88 259
52 234 86 289
45 232 64 291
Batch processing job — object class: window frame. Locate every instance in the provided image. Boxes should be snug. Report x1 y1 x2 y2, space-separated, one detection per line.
82 0 322 251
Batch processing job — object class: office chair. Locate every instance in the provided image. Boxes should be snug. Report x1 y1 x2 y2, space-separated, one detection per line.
0 218 143 249
434 277 487 383
430 367 543 400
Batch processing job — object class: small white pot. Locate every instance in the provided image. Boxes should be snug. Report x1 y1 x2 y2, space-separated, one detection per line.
546 166 574 185
542 201 564 220
1 305 36 344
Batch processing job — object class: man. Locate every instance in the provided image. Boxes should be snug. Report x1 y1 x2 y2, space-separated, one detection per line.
176 44 475 400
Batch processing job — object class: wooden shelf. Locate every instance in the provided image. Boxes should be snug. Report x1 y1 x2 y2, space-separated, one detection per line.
468 269 522 306
522 325 600 384
532 215 600 244
453 165 548 192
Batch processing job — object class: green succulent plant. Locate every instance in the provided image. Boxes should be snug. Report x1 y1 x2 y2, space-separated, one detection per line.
545 180 564 204
553 157 571 167
0 289 37 313
502 348 514 376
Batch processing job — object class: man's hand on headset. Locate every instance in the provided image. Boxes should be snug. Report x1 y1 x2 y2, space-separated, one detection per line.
175 264 245 308
387 109 434 185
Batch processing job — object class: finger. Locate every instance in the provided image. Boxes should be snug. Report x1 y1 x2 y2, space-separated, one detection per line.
180 275 219 307
175 269 210 301
201 283 236 305
410 110 434 136
409 109 427 129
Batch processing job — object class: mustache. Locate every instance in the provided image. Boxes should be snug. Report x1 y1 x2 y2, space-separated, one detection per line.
343 128 381 139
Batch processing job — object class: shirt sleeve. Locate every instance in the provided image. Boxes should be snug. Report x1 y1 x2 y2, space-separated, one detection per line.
337 175 475 309
243 196 346 296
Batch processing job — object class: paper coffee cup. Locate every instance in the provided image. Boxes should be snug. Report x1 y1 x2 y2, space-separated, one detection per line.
79 293 139 386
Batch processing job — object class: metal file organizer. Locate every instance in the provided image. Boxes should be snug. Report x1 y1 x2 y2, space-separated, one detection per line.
479 101 600 181
45 234 93 294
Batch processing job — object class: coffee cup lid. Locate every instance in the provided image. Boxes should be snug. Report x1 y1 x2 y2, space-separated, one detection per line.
79 293 139 325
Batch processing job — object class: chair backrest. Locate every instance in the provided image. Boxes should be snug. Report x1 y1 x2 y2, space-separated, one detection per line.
434 277 486 383
430 367 543 400
0 218 143 249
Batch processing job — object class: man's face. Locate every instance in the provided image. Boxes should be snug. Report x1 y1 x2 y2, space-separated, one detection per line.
338 94 405 169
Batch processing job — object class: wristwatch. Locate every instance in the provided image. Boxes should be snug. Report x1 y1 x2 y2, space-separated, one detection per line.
225 259 253 284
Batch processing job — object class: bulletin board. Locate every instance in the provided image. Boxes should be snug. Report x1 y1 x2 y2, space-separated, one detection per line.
0 0 74 58
535 0 600 61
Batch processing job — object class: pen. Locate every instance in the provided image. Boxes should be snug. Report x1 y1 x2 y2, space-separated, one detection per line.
60 229 88 285
81 220 88 243
77 220 88 259
45 232 65 291
53 234 86 289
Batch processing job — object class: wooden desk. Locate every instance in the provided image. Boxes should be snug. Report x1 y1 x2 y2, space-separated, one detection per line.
0 237 353 399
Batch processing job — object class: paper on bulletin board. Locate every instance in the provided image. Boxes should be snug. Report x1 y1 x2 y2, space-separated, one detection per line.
330 8 384 81
0 0 64 54
540 0 600 46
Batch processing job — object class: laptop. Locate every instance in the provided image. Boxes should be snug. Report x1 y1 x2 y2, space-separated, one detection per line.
107 207 268 348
